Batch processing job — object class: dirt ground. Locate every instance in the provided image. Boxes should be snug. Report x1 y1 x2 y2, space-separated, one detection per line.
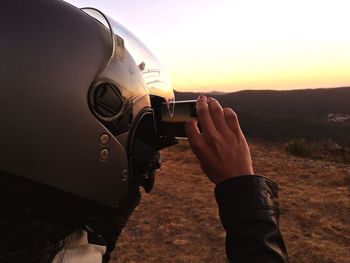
111 141 350 263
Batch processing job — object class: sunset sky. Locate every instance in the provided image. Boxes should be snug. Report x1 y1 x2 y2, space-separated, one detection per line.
66 0 350 92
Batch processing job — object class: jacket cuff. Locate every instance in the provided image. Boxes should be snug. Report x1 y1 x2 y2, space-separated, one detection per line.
214 175 279 212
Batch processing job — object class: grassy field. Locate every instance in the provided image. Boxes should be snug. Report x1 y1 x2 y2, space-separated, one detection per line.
111 141 350 263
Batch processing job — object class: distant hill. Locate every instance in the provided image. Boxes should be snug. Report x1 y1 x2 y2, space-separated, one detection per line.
174 87 350 146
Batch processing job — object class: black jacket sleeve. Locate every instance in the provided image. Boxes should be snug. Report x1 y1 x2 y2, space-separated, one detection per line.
215 175 289 263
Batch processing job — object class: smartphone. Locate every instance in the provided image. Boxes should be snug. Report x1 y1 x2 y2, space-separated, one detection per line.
154 100 197 138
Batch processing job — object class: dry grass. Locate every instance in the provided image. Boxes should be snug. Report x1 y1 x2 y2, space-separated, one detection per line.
111 141 350 263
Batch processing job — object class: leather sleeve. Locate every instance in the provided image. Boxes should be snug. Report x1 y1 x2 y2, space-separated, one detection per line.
215 175 289 263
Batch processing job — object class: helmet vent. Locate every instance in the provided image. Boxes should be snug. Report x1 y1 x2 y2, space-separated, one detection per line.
93 83 123 118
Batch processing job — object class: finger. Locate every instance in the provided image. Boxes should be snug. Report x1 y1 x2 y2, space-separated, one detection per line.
196 96 219 139
207 97 230 134
223 108 240 135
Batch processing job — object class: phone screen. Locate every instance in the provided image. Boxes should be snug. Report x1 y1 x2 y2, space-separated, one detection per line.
157 100 197 138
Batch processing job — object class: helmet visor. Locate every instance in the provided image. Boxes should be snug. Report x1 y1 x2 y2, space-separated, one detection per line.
82 8 175 116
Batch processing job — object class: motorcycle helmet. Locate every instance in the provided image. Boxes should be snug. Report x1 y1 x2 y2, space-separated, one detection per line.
0 0 176 209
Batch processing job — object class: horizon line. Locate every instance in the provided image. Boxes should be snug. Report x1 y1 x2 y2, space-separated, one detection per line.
174 85 350 94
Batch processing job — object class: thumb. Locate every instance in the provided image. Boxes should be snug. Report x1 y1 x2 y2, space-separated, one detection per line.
185 118 203 154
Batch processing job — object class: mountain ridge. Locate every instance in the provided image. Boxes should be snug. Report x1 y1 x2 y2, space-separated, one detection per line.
174 87 350 146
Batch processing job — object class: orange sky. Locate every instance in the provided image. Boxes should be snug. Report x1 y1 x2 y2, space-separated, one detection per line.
68 0 350 92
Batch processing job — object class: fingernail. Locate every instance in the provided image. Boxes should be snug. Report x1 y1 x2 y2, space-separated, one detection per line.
197 95 207 101
207 97 215 103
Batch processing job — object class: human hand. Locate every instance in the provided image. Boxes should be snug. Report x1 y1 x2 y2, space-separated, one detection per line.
185 96 254 185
